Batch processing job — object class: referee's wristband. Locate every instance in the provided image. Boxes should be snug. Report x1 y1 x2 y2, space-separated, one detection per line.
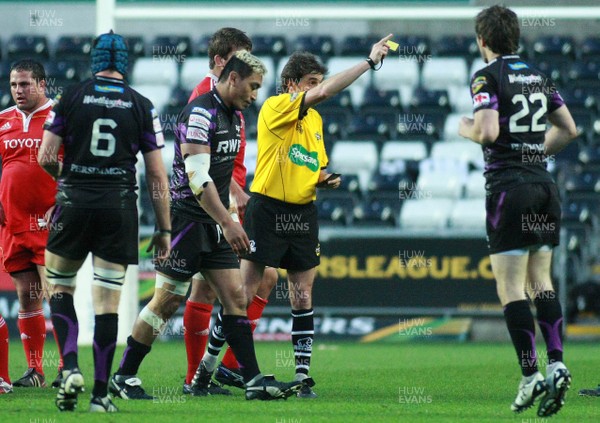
156 229 171 235
366 57 383 71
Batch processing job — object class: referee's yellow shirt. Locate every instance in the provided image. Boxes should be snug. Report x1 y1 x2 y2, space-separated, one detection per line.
251 91 328 205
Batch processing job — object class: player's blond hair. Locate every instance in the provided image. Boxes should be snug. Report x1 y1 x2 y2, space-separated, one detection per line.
234 50 268 76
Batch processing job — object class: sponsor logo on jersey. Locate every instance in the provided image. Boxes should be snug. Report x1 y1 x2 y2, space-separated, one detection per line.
0 122 11 131
471 76 487 94
508 62 529 70
186 126 206 142
216 138 241 153
288 144 319 172
473 92 490 108
83 95 133 109
3 138 42 149
508 74 542 84
94 84 124 94
191 107 212 120
188 113 210 130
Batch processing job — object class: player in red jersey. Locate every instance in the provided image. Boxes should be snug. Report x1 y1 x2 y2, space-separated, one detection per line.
182 28 279 395
0 313 11 393
0 60 57 388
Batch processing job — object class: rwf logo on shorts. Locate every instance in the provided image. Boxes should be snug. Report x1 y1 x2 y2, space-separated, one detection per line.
315 243 320 257
249 240 256 253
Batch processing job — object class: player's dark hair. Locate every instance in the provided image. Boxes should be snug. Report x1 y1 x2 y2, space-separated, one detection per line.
280 52 327 93
208 27 253 70
10 59 46 82
475 5 520 55
219 55 254 82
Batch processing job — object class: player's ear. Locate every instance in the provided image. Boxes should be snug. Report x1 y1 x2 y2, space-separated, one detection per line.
228 70 239 86
214 54 227 69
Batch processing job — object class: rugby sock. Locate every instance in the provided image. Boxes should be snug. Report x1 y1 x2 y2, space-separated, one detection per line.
116 335 151 377
92 314 118 397
202 308 225 372
504 300 538 376
221 315 260 383
221 295 268 370
291 308 314 377
17 309 46 374
50 293 79 370
52 327 64 370
183 301 213 384
534 291 564 365
0 315 10 383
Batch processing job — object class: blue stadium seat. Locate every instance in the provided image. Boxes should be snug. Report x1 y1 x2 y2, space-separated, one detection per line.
55 35 94 60
242 104 259 139
394 35 431 59
532 35 576 61
581 36 600 61
316 193 356 226
150 35 192 58
0 61 10 80
559 87 597 115
7 35 49 60
434 35 478 58
563 196 600 227
396 110 446 143
409 87 451 114
578 144 600 166
569 110 594 142
318 110 351 142
360 87 402 112
251 35 287 57
44 61 80 94
196 34 211 57
567 60 600 90
422 57 469 90
353 195 400 227
367 171 412 193
347 112 396 142
317 90 354 112
0 88 14 109
340 35 380 56
534 58 571 86
292 35 335 59
564 170 600 193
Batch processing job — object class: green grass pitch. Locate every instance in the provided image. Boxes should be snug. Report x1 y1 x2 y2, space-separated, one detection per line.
3 340 600 422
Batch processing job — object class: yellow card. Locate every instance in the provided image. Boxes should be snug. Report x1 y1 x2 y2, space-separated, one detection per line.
386 40 399 51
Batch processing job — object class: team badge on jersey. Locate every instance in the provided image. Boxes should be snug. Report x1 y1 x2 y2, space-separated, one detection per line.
473 92 490 108
471 76 487 94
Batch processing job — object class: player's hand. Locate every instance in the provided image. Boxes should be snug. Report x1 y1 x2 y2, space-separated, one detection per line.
458 116 474 139
147 231 171 261
0 202 5 226
230 180 250 219
369 34 393 65
222 220 250 257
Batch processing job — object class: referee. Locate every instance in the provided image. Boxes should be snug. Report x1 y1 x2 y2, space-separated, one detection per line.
241 35 392 398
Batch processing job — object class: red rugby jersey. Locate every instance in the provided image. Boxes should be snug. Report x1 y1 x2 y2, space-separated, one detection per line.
0 100 57 233
188 73 247 189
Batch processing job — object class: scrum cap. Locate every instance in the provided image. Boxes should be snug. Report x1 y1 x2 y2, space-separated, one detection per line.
91 30 128 75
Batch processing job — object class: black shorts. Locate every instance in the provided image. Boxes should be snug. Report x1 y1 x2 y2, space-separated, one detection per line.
154 213 239 281
242 193 320 271
46 205 139 264
486 183 561 254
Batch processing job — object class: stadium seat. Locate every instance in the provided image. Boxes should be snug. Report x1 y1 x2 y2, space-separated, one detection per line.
367 171 412 194
347 111 397 142
7 35 49 60
340 35 380 56
0 88 14 109
254 56 276 105
317 90 354 112
469 58 487 78
125 35 146 59
180 57 210 91
447 85 474 114
195 34 211 57
421 57 469 90
581 36 600 61
448 198 486 231
131 58 178 87
434 35 479 59
55 35 94 60
372 58 419 94
431 139 484 168
442 113 467 142
242 104 259 139
353 195 400 226
360 87 402 112
316 194 354 226
534 58 571 86
381 140 428 162
567 60 600 90
130 84 172 115
399 198 454 230
464 171 486 199
396 110 446 143
250 35 286 57
564 170 600 193
326 58 371 105
161 140 175 175
330 141 378 192
318 110 351 142
394 35 431 61
578 144 600 166
560 87 597 115
150 35 192 58
416 169 464 200
292 35 335 60
532 35 576 61
44 61 80 95
563 195 600 228
408 87 451 114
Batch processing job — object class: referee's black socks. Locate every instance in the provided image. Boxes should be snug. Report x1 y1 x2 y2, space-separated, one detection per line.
291 308 314 377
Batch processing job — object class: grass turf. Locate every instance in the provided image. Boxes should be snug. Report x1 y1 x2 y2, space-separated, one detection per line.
2 340 600 422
